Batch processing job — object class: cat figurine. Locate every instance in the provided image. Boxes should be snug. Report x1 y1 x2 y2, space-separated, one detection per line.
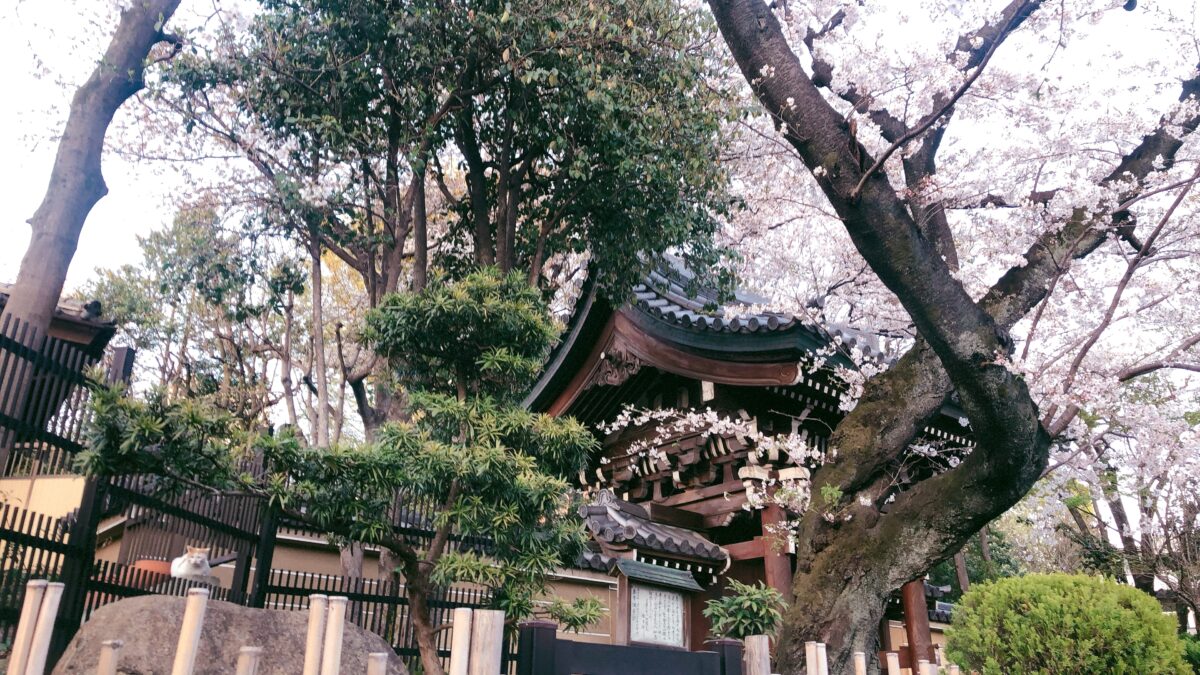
170 546 218 585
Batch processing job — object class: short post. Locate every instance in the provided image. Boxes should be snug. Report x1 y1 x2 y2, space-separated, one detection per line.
744 635 770 675
467 609 506 675
884 652 901 674
303 594 329 675
815 642 828 675
948 665 961 675
319 596 349 675
236 646 264 675
516 621 558 675
25 581 65 675
705 637 744 675
366 652 389 675
171 587 210 675
804 642 818 675
852 651 867 675
7 579 48 675
96 640 123 675
448 607 474 675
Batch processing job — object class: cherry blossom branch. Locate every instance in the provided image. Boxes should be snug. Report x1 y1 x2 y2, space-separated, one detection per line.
1044 162 1200 435
849 6 1024 201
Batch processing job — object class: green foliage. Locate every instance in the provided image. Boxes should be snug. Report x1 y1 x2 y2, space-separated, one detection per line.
946 573 1190 675
1182 634 1200 674
929 529 1022 601
363 269 558 401
165 0 734 298
81 269 601 636
702 579 785 640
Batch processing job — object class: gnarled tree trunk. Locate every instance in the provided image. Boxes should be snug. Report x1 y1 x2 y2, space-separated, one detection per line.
705 0 1200 671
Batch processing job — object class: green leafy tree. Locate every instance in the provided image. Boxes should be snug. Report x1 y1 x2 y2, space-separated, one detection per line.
946 573 1190 675
703 579 785 640
80 269 601 675
160 0 733 301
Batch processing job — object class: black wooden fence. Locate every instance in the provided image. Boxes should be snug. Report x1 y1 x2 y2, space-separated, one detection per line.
516 621 743 675
0 319 510 672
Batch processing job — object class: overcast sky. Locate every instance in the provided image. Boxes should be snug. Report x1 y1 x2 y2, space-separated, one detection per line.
0 1 226 295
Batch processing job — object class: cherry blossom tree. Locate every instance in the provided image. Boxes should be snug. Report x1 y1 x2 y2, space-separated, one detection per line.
704 0 1200 670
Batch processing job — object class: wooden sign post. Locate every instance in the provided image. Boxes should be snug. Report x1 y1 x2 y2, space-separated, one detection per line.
852 651 867 675
467 609 505 675
7 579 48 675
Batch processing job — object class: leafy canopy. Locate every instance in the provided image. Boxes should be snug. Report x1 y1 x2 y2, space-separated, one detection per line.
164 0 735 297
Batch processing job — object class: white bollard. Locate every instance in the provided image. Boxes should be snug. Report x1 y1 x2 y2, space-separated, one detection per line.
917 659 930 675
744 635 771 675
815 642 828 675
303 595 329 675
466 609 505 675
884 652 901 674
96 640 124 675
236 646 264 675
7 579 47 675
170 587 210 675
852 651 867 675
804 641 818 675
948 665 961 675
24 581 64 675
447 607 474 675
366 652 390 675
319 596 349 675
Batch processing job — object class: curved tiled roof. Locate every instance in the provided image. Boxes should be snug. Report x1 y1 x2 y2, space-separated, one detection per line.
632 263 886 359
580 490 728 565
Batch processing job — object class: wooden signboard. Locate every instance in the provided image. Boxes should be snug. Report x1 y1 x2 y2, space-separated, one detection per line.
629 584 686 647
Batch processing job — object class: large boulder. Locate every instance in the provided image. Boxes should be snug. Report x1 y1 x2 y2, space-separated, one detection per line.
53 595 409 675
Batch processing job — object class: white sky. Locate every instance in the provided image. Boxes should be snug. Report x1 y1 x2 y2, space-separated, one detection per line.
0 1 226 294
0 0 1189 295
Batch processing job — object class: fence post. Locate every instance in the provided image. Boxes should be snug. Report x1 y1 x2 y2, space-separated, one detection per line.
852 651 868 675
247 505 278 609
24 581 64 675
744 635 769 675
705 637 744 675
50 477 105 668
96 639 123 675
515 621 557 675
171 588 210 675
468 609 505 675
7 579 48 675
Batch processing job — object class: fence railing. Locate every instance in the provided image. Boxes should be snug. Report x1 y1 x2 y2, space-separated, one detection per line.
0 315 122 478
0 502 75 651
0 317 512 672
260 569 497 669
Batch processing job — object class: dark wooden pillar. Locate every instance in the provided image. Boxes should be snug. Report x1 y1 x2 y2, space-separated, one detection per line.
247 506 278 608
901 579 934 666
517 620 558 675
705 637 744 675
761 504 793 602
51 477 105 668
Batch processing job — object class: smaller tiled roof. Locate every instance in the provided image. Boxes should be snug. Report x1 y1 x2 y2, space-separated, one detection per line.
575 549 617 573
579 490 728 565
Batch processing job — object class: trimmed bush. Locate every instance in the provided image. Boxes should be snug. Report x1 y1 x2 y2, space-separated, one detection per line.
946 573 1189 674
1182 633 1200 674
